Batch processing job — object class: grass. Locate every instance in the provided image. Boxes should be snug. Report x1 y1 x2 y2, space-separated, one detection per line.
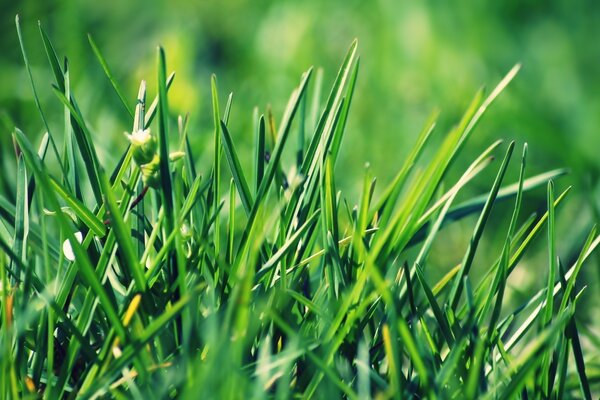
1 17 599 399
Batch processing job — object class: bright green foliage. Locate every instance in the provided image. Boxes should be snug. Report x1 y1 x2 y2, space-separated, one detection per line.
1 19 599 399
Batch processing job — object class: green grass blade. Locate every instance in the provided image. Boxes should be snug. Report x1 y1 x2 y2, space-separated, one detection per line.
381 324 403 399
398 318 431 394
568 318 593 399
539 180 557 395
62 61 80 196
300 41 356 179
542 180 557 327
254 114 266 193
220 121 253 215
51 88 104 204
448 141 515 310
10 155 28 283
15 15 66 179
257 69 313 204
48 176 106 237
38 21 64 91
352 163 375 263
145 72 175 128
88 34 134 118
330 58 359 163
211 74 222 257
157 47 175 235
558 226 597 313
414 262 455 346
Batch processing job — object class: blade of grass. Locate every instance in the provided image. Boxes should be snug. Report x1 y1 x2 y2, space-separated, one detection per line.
144 72 175 128
448 141 516 310
15 16 66 179
330 58 359 163
88 34 134 118
413 262 455 345
539 180 557 395
38 21 64 91
51 88 104 204
10 155 28 284
220 121 253 215
211 74 222 258
398 318 433 396
381 324 403 399
254 114 266 193
48 176 106 237
62 60 80 197
157 47 175 237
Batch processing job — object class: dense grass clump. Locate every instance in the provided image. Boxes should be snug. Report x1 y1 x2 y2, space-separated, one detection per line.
1 18 599 399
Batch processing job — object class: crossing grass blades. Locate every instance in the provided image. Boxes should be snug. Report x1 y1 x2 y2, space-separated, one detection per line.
1 16 599 399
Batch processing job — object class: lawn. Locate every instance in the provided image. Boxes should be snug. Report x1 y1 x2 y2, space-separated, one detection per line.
1 7 600 399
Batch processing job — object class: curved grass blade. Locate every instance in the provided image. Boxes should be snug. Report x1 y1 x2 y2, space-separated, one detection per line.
48 176 106 237
448 141 516 310
330 57 359 163
220 121 253 215
88 34 134 118
254 114 266 193
10 155 28 283
211 74 222 257
38 21 64 91
145 71 175 128
15 16 66 179
414 262 455 346
157 47 175 236
51 88 104 204
398 318 433 396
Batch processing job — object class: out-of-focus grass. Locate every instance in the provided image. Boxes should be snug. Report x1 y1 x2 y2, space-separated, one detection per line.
3 1 600 182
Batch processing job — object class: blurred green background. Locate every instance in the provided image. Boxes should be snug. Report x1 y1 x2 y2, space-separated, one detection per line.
2 1 600 314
